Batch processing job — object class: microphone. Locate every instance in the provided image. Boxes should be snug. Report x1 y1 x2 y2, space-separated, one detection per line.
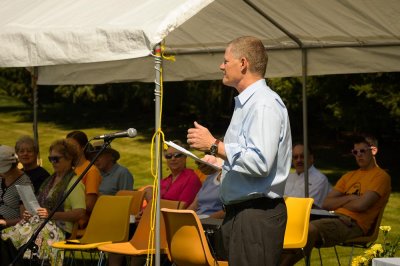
93 128 137 140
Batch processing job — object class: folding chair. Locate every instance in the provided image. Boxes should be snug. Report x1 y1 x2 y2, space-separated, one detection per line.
51 195 133 264
329 204 387 266
283 197 314 265
116 190 146 215
161 208 228 266
68 190 144 241
97 199 182 265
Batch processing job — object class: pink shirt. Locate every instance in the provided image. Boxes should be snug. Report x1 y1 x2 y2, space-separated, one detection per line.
161 168 202 207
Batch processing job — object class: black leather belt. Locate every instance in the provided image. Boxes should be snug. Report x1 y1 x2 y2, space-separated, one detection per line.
223 197 283 214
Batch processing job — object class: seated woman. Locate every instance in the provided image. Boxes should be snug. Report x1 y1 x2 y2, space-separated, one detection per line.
0 139 86 265
15 136 50 194
113 140 201 266
0 145 33 228
66 131 102 228
145 140 202 209
188 155 224 219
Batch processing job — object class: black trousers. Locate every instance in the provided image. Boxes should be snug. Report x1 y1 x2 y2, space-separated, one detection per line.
216 197 287 266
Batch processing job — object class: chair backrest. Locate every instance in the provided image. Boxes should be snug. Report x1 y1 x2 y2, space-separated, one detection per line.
344 201 387 245
161 208 217 266
130 199 181 251
283 197 314 249
116 190 146 215
79 195 133 244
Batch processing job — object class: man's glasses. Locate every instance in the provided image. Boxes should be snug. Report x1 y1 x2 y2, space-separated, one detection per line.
48 156 63 163
292 154 304 160
164 153 185 160
351 148 372 156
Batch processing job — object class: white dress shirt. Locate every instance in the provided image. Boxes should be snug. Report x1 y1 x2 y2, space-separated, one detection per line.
284 165 331 207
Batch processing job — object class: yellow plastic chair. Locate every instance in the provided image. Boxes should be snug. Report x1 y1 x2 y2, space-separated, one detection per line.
51 195 133 264
116 190 146 216
283 197 314 264
97 199 182 265
69 190 144 240
161 208 228 266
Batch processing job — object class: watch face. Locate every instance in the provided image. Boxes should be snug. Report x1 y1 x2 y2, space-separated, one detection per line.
210 144 217 155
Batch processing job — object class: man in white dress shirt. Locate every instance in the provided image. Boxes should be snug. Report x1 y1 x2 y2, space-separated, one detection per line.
284 143 331 208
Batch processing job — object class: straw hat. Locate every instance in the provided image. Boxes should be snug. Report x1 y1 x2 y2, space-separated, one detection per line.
89 141 120 161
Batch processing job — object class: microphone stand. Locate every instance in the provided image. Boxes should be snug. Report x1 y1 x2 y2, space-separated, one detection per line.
10 139 113 266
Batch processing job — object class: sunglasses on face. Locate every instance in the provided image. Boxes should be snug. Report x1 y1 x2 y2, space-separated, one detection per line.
164 153 185 160
48 156 63 163
351 147 372 156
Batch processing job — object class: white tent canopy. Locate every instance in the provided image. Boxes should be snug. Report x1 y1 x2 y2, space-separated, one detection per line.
1 1 399 264
1 0 399 84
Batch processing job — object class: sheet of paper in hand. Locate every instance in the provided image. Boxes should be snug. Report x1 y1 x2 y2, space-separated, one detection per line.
165 140 221 171
15 185 41 215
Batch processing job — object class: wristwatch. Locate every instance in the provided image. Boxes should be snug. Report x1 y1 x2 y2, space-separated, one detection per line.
209 139 220 156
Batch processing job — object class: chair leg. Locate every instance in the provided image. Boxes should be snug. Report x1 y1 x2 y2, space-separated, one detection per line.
98 251 105 266
302 249 310 266
317 248 323 266
347 246 355 266
333 246 341 266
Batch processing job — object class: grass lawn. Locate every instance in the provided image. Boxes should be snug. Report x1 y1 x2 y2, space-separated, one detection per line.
0 95 202 188
1 95 399 265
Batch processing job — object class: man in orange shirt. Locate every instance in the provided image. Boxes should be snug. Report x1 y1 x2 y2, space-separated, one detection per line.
281 134 391 265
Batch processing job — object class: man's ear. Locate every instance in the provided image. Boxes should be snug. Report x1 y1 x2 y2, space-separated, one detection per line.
241 57 248 73
371 146 378 156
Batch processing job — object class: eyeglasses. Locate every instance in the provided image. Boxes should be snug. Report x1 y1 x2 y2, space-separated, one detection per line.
292 154 304 160
17 149 35 154
164 153 185 160
351 148 372 156
48 156 63 163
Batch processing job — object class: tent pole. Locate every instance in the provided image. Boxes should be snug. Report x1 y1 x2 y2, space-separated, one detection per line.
31 67 41 165
154 43 162 266
302 49 309 198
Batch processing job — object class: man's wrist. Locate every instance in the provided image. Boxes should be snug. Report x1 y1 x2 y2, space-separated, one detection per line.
210 139 220 156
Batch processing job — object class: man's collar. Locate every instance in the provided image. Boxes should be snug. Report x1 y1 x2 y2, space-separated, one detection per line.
236 79 266 106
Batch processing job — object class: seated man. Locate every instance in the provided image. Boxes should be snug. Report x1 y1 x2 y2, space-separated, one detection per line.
284 143 331 208
90 141 134 195
281 134 391 265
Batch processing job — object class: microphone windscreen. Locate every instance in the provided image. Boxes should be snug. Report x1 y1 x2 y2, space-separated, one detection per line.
127 128 137 138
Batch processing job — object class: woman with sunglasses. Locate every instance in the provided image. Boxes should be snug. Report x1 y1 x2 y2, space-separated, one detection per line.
144 140 202 209
1 139 86 265
160 140 202 208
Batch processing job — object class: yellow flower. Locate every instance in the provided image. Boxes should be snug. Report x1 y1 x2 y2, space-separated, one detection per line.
353 225 399 266
351 256 362 266
364 248 375 258
370 243 384 256
352 255 370 266
380 226 391 232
